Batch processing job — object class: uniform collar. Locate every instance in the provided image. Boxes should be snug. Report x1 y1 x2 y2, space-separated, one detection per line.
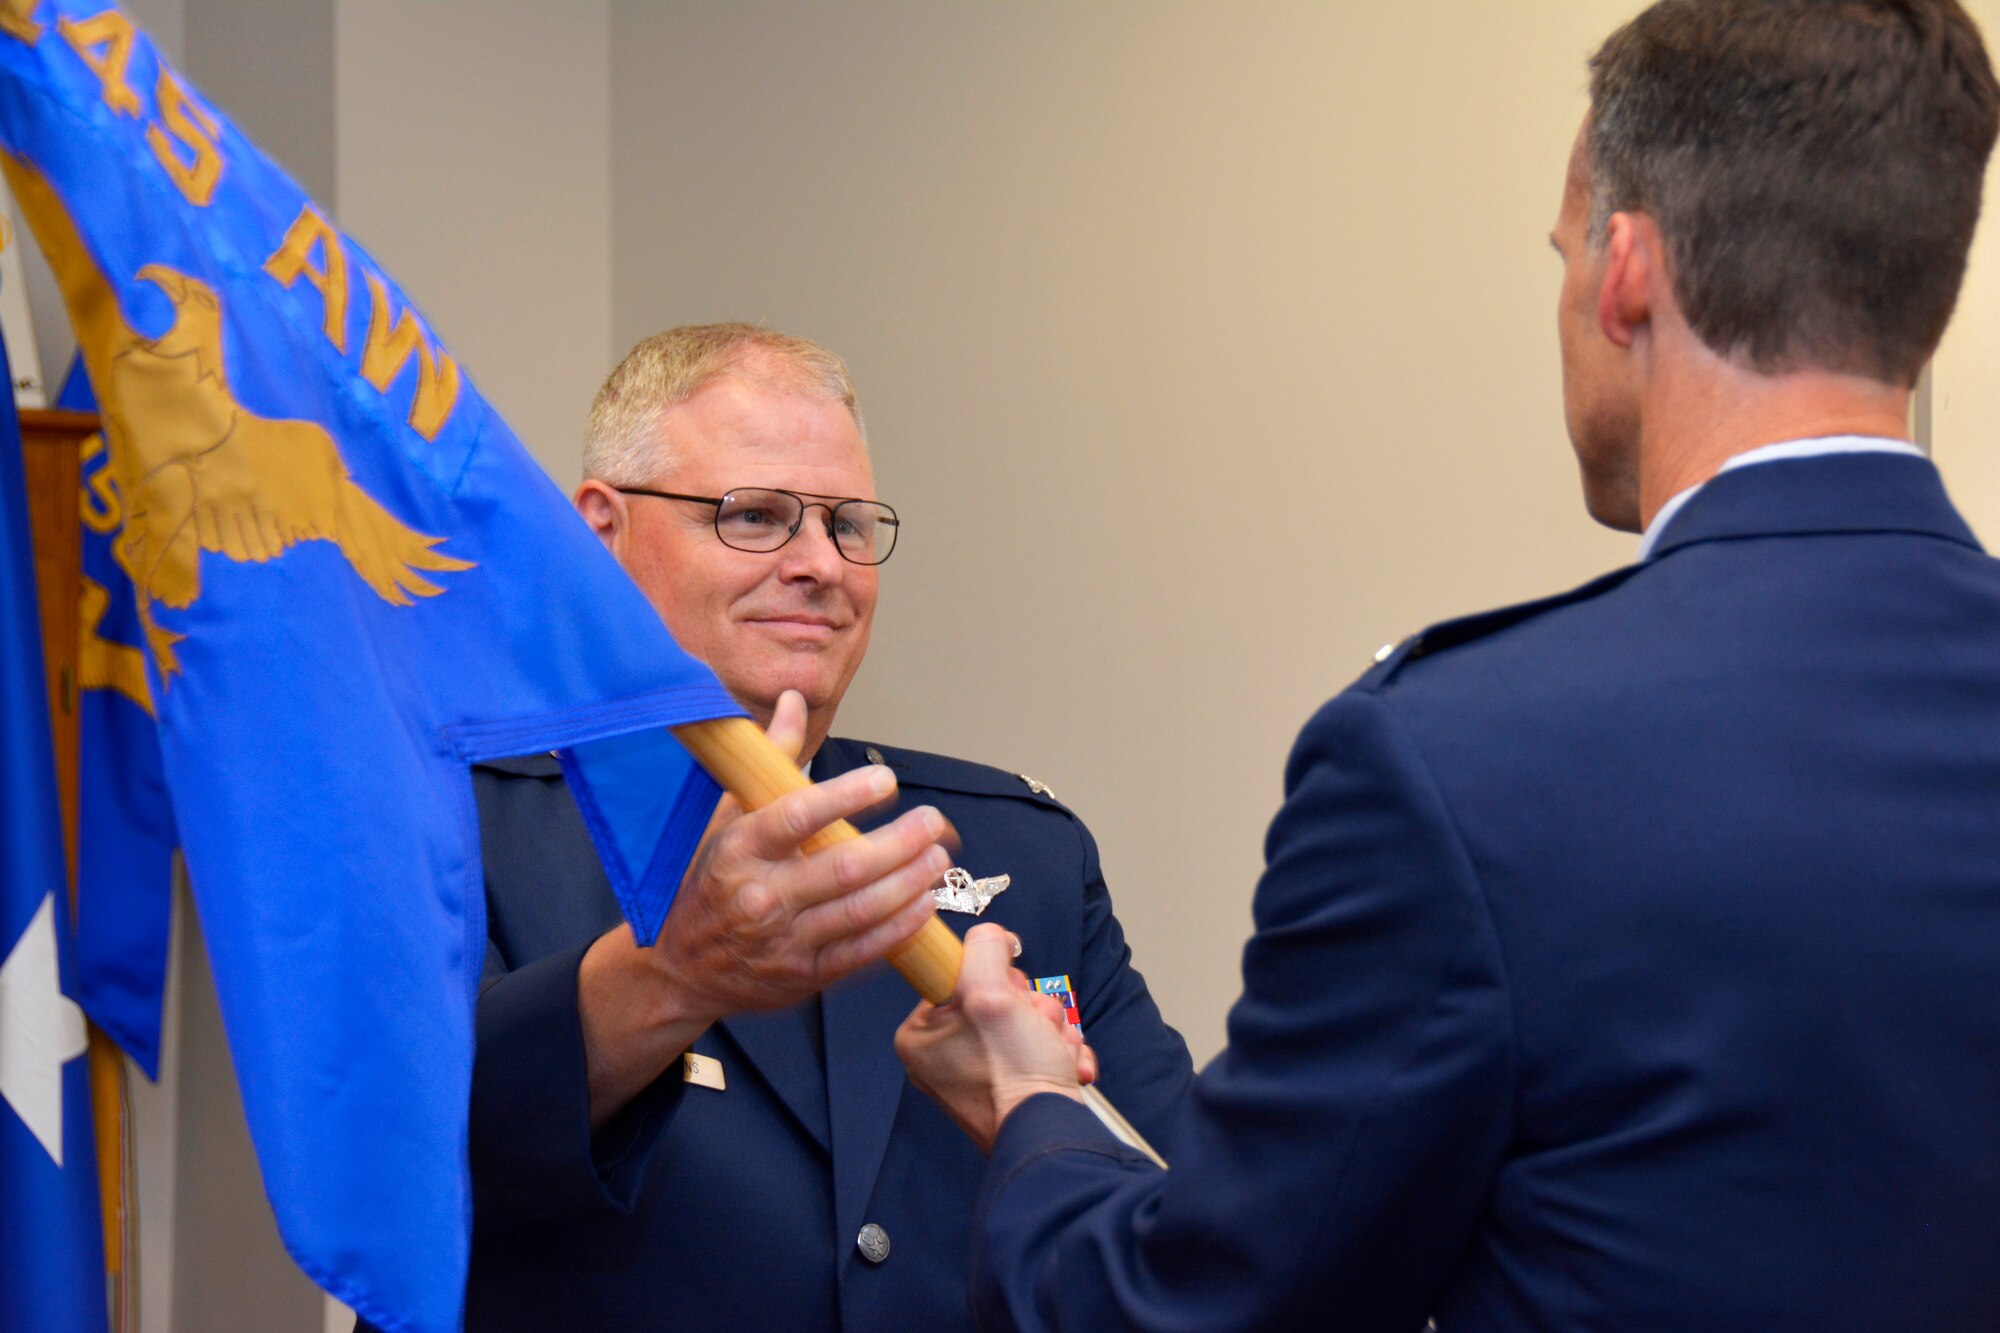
1642 447 1978 563
1638 435 1929 561
810 735 863 781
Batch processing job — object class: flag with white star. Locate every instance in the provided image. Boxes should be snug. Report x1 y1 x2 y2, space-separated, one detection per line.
0 7 745 1329
0 319 109 1331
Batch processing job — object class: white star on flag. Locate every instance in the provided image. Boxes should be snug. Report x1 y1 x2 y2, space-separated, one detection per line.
0 891 89 1165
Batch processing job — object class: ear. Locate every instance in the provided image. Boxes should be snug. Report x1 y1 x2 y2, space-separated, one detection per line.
1596 211 1655 349
573 480 629 557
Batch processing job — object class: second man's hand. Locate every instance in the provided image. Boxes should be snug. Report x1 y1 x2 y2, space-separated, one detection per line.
577 690 950 1128
896 922 1098 1152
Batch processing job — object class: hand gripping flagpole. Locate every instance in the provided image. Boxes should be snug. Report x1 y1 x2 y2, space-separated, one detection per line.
672 716 1168 1168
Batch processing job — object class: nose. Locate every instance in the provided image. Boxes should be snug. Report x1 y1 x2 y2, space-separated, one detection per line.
776 503 846 580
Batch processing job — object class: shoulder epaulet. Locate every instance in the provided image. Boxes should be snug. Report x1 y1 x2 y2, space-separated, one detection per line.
839 739 1074 811
1357 565 1643 688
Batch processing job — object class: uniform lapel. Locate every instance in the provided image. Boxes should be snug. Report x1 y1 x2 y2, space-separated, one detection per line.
823 960 927 1257
712 1005 829 1152
710 741 849 1152
815 737 931 1250
706 733 903 1159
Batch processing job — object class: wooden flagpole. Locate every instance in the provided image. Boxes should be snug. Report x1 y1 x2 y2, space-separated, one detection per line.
672 716 1166 1167
22 407 138 1328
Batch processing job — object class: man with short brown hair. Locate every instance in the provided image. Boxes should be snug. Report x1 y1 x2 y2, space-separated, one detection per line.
899 3 2000 1327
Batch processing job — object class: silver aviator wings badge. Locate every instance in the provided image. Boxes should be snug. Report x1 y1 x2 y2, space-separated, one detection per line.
932 866 1012 916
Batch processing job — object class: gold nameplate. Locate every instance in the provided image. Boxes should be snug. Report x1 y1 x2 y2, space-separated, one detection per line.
682 1052 726 1091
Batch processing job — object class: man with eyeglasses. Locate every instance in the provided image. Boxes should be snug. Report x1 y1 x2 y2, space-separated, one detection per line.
447 324 1192 1332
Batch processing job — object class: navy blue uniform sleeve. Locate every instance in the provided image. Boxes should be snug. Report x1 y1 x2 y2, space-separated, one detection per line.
469 938 686 1231
1071 818 1194 1146
974 690 1515 1331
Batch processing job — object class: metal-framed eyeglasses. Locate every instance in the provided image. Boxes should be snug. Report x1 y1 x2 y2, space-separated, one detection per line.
615 486 900 566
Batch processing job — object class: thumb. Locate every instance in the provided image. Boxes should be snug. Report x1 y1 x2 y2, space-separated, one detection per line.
768 689 809 765
958 923 1021 999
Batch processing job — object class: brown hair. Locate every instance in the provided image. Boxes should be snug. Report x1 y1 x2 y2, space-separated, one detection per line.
1587 0 2000 385
584 323 864 485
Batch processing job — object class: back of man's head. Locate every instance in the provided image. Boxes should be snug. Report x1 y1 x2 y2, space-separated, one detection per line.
584 323 864 485
1588 0 2000 386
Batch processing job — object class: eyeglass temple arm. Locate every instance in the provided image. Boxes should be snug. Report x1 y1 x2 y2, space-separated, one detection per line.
669 716 1166 1168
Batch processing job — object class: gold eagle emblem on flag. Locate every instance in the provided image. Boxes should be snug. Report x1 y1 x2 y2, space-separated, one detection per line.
4 154 474 682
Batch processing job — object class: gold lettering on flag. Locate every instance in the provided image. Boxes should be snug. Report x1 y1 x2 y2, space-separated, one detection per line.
78 431 119 533
0 0 46 44
145 72 223 206
264 206 349 351
57 10 141 119
360 271 461 443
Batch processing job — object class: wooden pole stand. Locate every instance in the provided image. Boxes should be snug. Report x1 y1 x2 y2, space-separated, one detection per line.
20 407 138 1326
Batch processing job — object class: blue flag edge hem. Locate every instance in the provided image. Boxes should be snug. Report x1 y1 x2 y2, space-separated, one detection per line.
441 682 743 760
560 747 722 947
442 680 743 942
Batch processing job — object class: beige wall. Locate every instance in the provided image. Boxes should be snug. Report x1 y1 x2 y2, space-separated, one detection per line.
1933 3 2000 541
337 0 612 482
610 2 1638 1061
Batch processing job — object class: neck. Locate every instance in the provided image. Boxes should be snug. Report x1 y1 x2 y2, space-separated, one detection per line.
1635 354 1912 528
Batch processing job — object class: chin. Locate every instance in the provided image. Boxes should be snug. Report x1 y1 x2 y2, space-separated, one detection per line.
1566 414 1641 533
1579 472 1642 533
738 663 842 716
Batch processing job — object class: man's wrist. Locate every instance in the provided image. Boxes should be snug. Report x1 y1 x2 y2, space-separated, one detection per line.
577 932 720 1127
993 1076 1085 1127
635 952 722 1039
582 927 723 1037
640 972 720 1040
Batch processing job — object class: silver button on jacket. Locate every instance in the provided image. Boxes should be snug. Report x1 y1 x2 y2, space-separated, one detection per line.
856 1222 890 1264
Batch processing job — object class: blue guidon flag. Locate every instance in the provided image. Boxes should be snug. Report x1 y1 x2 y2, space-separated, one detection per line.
1 309 110 1333
63 360 181 1082
0 4 744 1330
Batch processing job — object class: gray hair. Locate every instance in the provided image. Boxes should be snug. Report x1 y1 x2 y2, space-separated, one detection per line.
583 323 866 485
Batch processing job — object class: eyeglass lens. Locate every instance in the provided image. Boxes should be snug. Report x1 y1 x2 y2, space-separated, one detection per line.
715 489 898 564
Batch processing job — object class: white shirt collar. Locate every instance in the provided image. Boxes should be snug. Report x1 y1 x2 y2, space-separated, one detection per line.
1635 434 1926 561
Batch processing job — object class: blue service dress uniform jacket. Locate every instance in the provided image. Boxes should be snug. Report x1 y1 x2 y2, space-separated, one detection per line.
455 736 1192 1331
973 453 2000 1331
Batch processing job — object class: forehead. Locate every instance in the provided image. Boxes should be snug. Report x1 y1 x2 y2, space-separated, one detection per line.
660 371 874 494
1567 115 1592 181
1555 117 1594 229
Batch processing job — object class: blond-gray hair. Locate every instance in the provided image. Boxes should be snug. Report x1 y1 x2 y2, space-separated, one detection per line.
583 323 865 485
